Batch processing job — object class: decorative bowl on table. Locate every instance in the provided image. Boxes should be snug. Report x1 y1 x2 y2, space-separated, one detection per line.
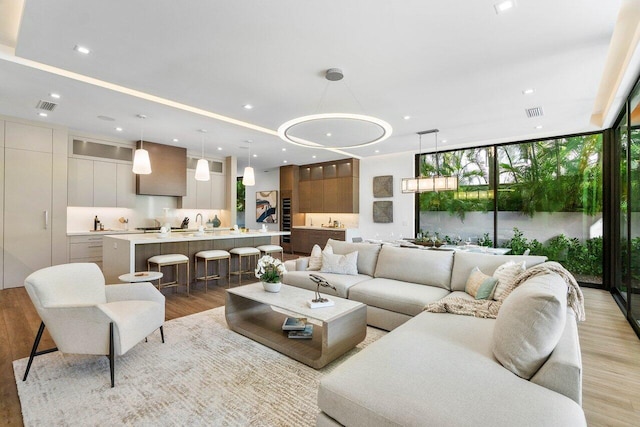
414 238 434 247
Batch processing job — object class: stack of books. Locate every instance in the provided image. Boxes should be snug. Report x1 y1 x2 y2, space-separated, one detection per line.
282 317 313 339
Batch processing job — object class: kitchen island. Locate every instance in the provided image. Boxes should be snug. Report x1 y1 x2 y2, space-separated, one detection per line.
102 230 290 283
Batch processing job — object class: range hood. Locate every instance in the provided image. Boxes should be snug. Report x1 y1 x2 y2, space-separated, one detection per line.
135 140 187 196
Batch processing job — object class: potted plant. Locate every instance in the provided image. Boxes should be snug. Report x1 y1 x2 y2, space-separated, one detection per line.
255 255 287 292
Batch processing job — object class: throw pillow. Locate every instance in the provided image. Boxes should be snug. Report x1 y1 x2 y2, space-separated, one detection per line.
306 244 322 271
492 261 526 301
320 250 359 275
492 274 567 379
465 267 499 300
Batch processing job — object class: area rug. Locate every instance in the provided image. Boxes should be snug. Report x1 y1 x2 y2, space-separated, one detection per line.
13 307 386 426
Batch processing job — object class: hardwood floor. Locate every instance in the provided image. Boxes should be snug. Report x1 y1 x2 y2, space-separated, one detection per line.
1 284 638 426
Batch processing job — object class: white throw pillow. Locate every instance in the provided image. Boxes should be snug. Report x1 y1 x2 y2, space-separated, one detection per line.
306 244 322 271
492 261 526 301
320 249 359 275
492 274 567 379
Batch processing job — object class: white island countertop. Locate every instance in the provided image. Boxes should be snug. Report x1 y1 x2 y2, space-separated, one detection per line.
292 226 356 231
105 229 289 244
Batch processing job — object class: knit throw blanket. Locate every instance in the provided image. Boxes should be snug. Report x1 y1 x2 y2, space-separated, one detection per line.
423 261 586 321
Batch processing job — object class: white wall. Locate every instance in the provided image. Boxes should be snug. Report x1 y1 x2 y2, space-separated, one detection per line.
359 151 415 240
243 167 280 231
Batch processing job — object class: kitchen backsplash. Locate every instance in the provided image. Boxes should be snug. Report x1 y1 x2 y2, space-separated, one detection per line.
304 213 359 228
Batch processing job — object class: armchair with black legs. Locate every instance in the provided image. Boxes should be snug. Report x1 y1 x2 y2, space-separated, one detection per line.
22 263 165 387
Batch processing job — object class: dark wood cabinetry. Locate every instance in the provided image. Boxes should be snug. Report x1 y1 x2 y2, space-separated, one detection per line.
280 165 305 253
297 158 359 213
292 228 346 254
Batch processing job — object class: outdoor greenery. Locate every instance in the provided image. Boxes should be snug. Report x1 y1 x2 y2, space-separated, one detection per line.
236 179 245 212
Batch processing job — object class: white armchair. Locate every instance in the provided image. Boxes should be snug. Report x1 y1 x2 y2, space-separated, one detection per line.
23 263 165 387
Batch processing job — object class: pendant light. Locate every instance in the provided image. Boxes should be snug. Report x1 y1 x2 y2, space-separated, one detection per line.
195 129 210 181
402 129 458 193
132 114 152 174
242 142 255 186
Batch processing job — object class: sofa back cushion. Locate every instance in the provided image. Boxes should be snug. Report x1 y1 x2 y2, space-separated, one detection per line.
450 252 547 292
325 239 381 276
373 245 454 290
492 273 567 379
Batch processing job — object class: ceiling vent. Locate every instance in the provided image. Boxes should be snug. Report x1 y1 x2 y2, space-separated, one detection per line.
525 106 544 118
36 100 58 111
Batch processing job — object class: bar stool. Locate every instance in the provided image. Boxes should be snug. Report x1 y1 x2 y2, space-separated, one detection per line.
256 244 284 260
147 254 190 296
229 247 260 285
194 250 231 291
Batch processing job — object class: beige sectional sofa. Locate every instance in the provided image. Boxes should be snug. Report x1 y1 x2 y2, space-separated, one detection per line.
283 239 586 426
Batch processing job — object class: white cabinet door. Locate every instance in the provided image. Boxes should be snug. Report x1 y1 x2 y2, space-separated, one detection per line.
5 121 53 152
210 173 226 209
116 163 136 208
196 177 212 209
4 148 52 288
68 157 94 206
180 169 197 208
93 161 117 207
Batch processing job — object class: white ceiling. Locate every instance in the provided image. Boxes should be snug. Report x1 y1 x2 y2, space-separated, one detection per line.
0 0 633 172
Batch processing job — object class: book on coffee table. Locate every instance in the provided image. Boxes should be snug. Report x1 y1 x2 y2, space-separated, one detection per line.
282 317 307 331
288 324 313 339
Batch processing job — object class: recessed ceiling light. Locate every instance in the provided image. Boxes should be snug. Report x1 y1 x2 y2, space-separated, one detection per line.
312 155 317 159
326 133 332 137
217 147 222 151
403 115 411 120
441 139 448 143
535 125 543 129
283 160 288 164
243 104 253 110
245 139 253 143
49 93 61 99
172 138 179 142
115 127 123 132
38 112 48 117
375 149 380 153
281 148 286 152
74 45 90 54
253 154 257 158
494 0 515 14
522 88 534 95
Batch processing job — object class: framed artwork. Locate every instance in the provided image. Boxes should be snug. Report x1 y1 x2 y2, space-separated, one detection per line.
373 201 393 223
373 175 393 198
256 190 278 223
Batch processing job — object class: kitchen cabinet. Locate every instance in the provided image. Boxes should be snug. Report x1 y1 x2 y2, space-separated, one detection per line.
196 177 212 209
179 165 226 209
2 119 67 289
292 228 346 254
68 235 104 270
297 158 359 213
68 157 135 208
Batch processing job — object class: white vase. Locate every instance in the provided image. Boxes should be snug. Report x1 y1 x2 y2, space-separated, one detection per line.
262 281 282 293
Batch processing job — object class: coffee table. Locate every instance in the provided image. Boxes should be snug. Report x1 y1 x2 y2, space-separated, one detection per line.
225 282 366 369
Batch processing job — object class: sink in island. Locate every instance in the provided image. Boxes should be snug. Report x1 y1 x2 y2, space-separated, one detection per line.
102 230 290 283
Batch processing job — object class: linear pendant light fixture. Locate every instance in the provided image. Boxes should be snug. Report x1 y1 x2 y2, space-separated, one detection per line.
132 114 152 174
402 129 458 193
242 142 255 186
195 129 210 181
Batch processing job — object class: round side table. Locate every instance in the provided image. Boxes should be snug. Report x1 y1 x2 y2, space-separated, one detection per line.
119 271 164 283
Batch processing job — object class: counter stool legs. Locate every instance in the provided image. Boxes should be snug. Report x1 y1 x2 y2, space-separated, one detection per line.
194 250 231 291
147 254 190 296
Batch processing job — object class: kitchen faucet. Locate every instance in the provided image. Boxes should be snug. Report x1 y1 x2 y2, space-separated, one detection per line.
195 213 203 226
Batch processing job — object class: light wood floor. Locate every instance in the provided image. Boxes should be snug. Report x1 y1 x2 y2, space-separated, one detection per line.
1 284 638 426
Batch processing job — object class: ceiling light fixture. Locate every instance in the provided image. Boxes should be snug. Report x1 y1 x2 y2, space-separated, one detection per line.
402 129 458 193
522 88 534 95
277 68 392 150
243 104 253 110
49 93 60 99
115 127 123 132
74 45 90 54
195 129 210 182
132 114 152 175
38 112 48 117
494 0 515 14
217 147 222 151
242 143 255 186
172 138 179 142
403 115 411 120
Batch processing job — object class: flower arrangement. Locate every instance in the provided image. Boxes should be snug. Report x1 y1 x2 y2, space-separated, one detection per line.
255 255 287 283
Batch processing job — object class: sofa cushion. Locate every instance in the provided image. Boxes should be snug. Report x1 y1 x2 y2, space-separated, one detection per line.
320 246 358 275
348 278 450 316
465 267 498 300
373 245 454 290
307 244 322 271
282 271 370 299
318 310 585 427
325 239 381 277
493 273 567 380
450 252 547 292
492 260 526 300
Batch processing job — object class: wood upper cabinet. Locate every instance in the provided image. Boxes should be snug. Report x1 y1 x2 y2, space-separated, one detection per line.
296 158 358 213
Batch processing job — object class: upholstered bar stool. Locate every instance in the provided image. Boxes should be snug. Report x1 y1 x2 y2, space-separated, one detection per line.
147 254 190 296
229 247 260 285
256 244 284 260
194 250 231 291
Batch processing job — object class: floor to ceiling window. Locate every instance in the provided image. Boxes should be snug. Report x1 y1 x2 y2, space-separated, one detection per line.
416 133 604 286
